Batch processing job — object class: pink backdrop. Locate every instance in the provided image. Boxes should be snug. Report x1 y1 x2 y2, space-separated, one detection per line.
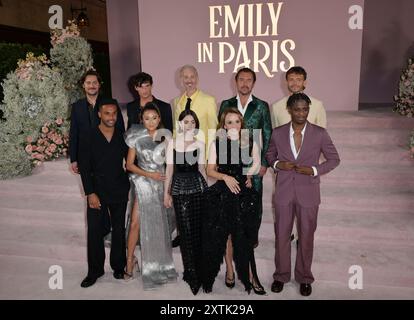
109 0 364 111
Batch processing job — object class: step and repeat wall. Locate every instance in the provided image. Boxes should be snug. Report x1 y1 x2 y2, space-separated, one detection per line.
108 0 364 111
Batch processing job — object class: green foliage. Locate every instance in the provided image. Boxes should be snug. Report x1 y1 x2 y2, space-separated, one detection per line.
2 54 69 140
0 21 112 179
0 53 69 179
0 42 45 103
0 141 32 179
50 36 93 105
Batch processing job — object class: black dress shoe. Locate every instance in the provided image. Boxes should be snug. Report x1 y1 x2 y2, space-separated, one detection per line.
113 270 125 280
271 280 284 293
300 283 312 296
172 235 180 248
81 271 104 288
81 276 97 288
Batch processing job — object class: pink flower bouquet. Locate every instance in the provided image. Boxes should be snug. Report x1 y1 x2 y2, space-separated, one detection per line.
24 118 69 167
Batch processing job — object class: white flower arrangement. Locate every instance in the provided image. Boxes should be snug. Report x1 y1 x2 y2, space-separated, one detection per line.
0 21 95 179
0 53 69 179
2 53 69 140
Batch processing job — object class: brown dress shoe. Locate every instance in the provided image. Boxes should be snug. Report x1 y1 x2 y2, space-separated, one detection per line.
300 283 312 296
271 280 284 293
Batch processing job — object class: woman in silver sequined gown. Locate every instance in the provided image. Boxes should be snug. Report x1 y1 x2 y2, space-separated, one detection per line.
164 110 207 295
125 103 177 290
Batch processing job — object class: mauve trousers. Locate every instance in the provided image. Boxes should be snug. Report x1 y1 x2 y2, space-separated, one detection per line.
273 201 319 284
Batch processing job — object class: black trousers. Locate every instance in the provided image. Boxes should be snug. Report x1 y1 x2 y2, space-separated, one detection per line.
87 201 127 277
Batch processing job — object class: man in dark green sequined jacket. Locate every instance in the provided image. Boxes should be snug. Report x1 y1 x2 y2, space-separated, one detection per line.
218 67 272 246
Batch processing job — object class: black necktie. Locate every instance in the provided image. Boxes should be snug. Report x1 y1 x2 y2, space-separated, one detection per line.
88 103 96 127
185 97 192 111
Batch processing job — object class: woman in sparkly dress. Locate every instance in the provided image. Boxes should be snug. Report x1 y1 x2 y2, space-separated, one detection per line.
124 102 177 289
202 108 266 295
164 109 207 295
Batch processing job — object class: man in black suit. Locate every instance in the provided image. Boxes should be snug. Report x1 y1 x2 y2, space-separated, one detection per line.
126 72 173 132
78 99 130 288
69 70 125 174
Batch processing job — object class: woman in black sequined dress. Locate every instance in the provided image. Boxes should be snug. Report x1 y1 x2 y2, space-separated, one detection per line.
164 110 207 295
202 108 266 295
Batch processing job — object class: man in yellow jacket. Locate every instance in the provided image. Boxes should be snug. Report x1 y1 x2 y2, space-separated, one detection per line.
173 65 218 151
172 65 218 248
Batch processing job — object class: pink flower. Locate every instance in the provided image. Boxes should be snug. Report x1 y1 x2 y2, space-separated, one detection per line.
26 136 33 143
49 144 57 152
54 137 63 145
42 126 49 134
35 153 45 161
37 146 45 153
25 145 33 153
55 118 63 125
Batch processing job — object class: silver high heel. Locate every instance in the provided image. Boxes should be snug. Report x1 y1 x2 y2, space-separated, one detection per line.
124 255 139 281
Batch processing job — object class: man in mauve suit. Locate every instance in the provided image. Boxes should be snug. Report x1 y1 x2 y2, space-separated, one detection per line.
265 93 340 296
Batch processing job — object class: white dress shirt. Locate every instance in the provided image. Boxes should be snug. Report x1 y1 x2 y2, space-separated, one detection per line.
236 94 253 116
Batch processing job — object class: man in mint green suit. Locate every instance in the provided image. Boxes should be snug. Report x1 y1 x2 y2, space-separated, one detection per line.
218 67 272 246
